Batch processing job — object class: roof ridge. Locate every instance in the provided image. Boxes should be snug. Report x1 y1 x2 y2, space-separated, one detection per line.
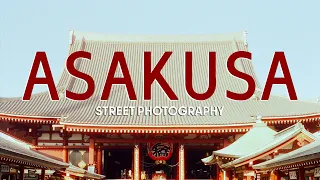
274 122 303 137
71 30 246 42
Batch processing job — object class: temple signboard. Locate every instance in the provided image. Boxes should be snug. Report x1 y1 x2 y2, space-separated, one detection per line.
289 171 297 180
314 167 320 177
147 142 173 161
0 165 9 173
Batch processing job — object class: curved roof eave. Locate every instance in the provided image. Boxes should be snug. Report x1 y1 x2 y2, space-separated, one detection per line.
220 123 317 169
252 140 320 170
0 113 61 119
0 113 60 124
59 121 255 128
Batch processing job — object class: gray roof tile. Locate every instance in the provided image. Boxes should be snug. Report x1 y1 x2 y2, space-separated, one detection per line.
220 123 317 168
253 138 320 170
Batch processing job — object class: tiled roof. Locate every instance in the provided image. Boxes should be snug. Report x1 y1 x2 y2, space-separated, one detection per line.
65 165 105 179
201 155 216 165
212 120 276 158
220 122 317 168
1 31 320 126
253 139 320 170
0 131 69 169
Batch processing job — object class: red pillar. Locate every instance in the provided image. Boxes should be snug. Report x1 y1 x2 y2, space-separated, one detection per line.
299 167 305 180
225 170 231 180
277 171 281 180
63 148 69 162
97 146 102 174
88 138 96 173
40 168 45 180
216 165 220 180
19 165 24 180
270 171 279 180
63 136 69 163
89 138 95 165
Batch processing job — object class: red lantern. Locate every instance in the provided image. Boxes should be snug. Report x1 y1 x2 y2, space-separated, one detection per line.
147 142 173 161
152 173 166 180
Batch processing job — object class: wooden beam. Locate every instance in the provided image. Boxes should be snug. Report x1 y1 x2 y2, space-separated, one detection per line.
65 125 252 134
38 140 83 143
36 145 218 150
34 146 89 150
95 138 223 143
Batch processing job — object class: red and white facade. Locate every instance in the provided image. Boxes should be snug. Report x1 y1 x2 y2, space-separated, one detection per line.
0 31 319 179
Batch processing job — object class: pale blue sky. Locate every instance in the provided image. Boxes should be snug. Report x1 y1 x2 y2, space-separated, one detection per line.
0 1 319 100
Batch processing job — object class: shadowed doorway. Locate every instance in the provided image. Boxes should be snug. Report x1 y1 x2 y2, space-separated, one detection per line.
103 149 133 179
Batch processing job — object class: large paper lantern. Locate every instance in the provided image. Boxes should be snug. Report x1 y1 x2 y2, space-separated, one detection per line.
147 142 173 161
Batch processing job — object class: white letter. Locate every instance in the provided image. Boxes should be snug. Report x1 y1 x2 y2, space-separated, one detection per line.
218 106 224 116
95 106 102 116
137 106 144 116
109 106 116 115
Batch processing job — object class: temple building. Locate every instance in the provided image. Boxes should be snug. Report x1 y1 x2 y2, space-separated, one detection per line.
0 131 104 180
0 31 320 180
202 119 319 180
253 132 320 180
